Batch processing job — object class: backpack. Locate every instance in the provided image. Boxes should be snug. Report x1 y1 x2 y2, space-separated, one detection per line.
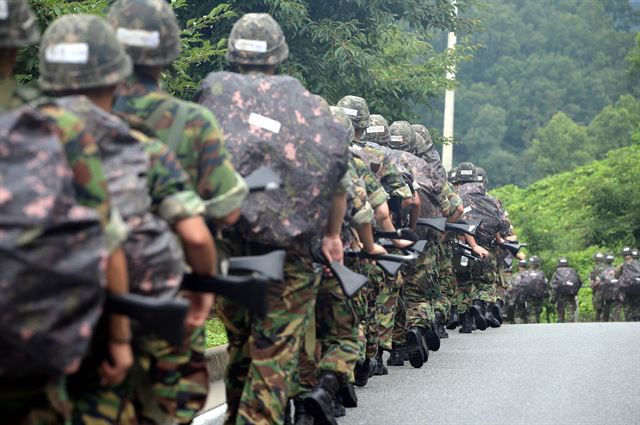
550 267 582 296
598 267 618 301
197 72 349 254
55 96 184 298
618 260 640 296
459 188 509 246
523 270 548 299
0 107 105 378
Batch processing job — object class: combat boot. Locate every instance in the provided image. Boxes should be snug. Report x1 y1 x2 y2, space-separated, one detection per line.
435 311 449 339
424 322 441 352
469 304 488 331
446 307 461 330
479 300 500 328
403 345 409 361
303 372 340 425
354 357 374 387
387 345 405 366
332 398 346 418
293 398 314 425
492 303 504 324
459 313 473 333
406 327 429 368
373 347 388 375
338 383 357 408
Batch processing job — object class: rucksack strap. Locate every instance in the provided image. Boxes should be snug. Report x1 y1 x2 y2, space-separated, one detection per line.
144 99 189 153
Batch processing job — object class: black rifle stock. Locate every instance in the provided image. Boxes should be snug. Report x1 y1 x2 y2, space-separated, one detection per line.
374 228 419 242
344 250 418 276
227 250 286 281
379 239 429 255
328 261 369 298
498 242 527 256
452 240 482 263
244 166 282 193
445 222 477 236
106 293 189 346
376 260 402 276
416 217 447 232
181 274 270 317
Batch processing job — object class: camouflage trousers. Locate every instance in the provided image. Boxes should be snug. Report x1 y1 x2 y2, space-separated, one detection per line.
1 378 71 425
524 298 544 323
392 285 406 347
69 326 207 425
592 290 604 321
556 294 577 323
472 278 497 304
451 272 474 315
513 300 527 324
435 243 457 320
374 272 403 353
622 294 640 321
602 298 623 322
404 252 438 331
297 273 361 391
217 256 321 425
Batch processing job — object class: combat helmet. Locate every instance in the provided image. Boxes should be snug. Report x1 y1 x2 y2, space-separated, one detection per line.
604 253 614 264
411 124 434 156
329 105 355 144
451 162 477 183
621 246 633 257
476 167 488 186
557 257 569 267
632 249 639 259
108 0 181 66
518 259 528 268
0 0 39 48
39 14 131 92
226 13 289 66
593 252 604 262
529 255 541 267
361 114 389 144
389 121 417 153
337 96 370 130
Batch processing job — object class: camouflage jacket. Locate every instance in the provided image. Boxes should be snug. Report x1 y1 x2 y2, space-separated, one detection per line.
352 156 389 209
36 101 127 252
0 77 40 113
350 143 412 200
113 73 248 219
347 158 374 227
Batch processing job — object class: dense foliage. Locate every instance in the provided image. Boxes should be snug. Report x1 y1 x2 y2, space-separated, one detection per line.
428 0 640 187
22 0 479 121
492 144 640 321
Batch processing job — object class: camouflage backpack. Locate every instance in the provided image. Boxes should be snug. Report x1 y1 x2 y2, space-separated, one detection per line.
54 96 184 298
618 259 640 296
599 266 619 301
550 267 582 296
522 270 547 299
196 72 349 253
0 107 105 377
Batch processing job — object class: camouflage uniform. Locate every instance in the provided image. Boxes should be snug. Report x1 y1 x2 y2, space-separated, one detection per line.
590 253 606 321
616 250 640 321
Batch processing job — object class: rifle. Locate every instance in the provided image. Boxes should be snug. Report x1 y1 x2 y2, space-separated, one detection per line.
327 261 369 298
227 250 286 281
416 217 447 233
374 228 419 242
445 219 482 236
452 239 482 263
344 250 419 276
244 166 282 193
379 238 430 255
498 241 527 256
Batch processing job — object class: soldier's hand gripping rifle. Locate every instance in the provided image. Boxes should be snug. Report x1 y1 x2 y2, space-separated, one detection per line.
344 249 419 277
497 241 527 257
378 218 447 255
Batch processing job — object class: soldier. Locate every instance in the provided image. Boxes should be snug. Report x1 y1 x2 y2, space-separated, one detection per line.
502 265 516 323
600 253 622 322
194 13 349 425
513 259 529 324
550 258 582 322
38 14 218 425
521 256 548 323
617 247 640 321
590 252 606 321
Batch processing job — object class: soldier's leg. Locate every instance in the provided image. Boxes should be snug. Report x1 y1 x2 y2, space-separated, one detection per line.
609 300 623 322
564 296 577 322
623 295 640 321
234 258 321 425
375 273 402 353
364 265 384 359
557 299 565 323
3 378 73 425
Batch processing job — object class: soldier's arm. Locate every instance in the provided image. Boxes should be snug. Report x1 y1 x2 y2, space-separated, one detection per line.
193 109 248 225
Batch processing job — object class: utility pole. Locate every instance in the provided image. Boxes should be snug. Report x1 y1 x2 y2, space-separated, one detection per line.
442 1 457 172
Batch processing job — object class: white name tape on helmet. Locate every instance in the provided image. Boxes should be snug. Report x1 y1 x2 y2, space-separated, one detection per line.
342 107 358 117
235 39 268 53
390 135 403 142
366 125 384 134
0 0 8 20
45 43 89 64
248 112 281 134
460 169 473 175
116 28 160 48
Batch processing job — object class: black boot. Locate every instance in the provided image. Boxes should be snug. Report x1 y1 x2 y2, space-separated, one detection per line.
435 312 449 339
373 347 389 375
470 303 488 331
368 356 378 378
459 313 473 333
484 302 501 328
387 345 405 366
406 327 429 368
302 372 340 425
403 345 409 361
332 398 346 418
354 357 374 387
446 307 461 330
338 383 357 408
492 303 504 324
293 397 314 425
424 322 441 352
285 398 293 425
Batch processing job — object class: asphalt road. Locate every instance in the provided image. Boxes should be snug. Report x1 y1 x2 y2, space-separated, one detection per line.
197 323 640 425
341 323 640 425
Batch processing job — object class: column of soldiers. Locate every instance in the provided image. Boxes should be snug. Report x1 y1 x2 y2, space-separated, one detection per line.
2 2 639 425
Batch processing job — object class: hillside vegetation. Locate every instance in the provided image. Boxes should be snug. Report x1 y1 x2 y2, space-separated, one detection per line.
492 144 640 320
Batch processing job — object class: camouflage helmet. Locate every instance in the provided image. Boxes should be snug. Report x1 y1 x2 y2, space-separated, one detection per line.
39 14 132 92
226 13 289 66
529 255 541 267
0 0 40 48
108 0 181 66
593 252 604 262
337 96 370 130
329 105 355 143
476 167 488 185
557 257 569 267
621 246 633 257
411 124 434 149
605 253 614 263
361 114 389 145
389 120 417 153
632 249 639 259
518 259 528 268
452 161 477 183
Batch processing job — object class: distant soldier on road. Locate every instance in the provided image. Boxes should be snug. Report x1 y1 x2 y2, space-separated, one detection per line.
550 257 582 322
